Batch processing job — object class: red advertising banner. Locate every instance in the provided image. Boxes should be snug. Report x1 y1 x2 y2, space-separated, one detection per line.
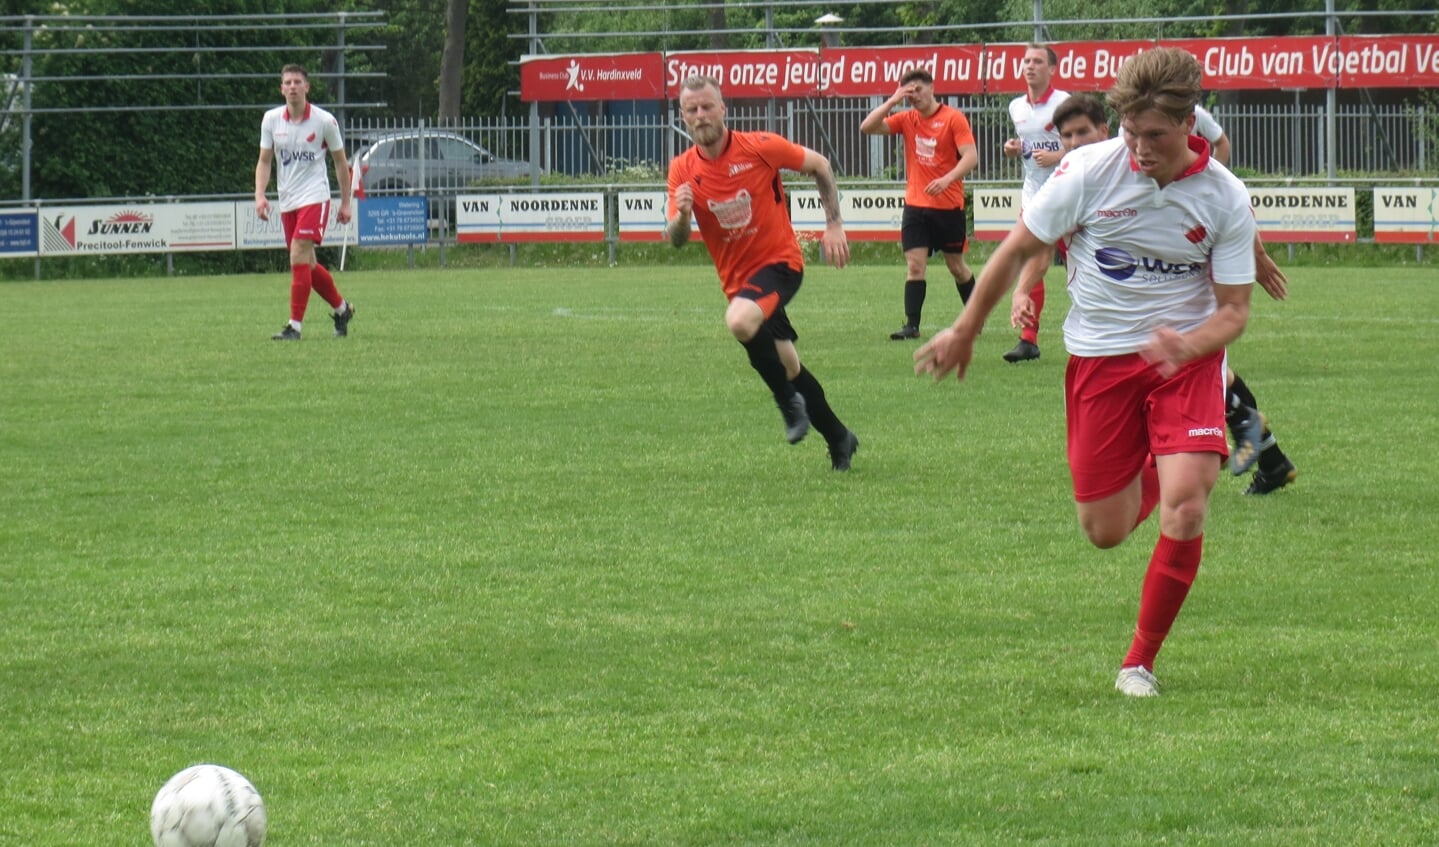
1162 37 1334 90
1335 34 1439 88
520 35 1439 101
980 41 1154 93
520 53 664 102
664 49 819 98
820 45 984 96
1047 41 1154 92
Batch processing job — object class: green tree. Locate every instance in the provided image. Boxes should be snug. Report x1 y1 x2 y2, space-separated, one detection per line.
8 0 378 201
464 0 526 117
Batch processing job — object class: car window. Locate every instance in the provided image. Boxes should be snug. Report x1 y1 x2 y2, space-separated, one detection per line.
436 137 482 163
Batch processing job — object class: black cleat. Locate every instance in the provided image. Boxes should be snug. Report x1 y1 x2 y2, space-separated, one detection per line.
780 392 811 444
889 324 920 340
1003 339 1040 362
272 324 301 341
828 430 859 472
1228 407 1265 475
332 303 356 337
1244 458 1297 495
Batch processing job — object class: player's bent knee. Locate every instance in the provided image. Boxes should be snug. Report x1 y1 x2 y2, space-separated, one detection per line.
1083 525 1131 550
725 301 764 342
1078 510 1134 549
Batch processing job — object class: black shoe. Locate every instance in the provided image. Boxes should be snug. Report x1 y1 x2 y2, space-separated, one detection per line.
332 303 355 338
780 392 810 444
272 324 301 341
1228 407 1265 475
889 324 920 340
829 430 859 472
1003 339 1040 362
1244 458 1297 495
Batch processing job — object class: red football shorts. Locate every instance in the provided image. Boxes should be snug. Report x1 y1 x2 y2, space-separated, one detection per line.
1064 349 1229 503
281 201 331 248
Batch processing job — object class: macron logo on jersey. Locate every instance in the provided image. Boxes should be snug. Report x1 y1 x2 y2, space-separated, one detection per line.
728 162 756 177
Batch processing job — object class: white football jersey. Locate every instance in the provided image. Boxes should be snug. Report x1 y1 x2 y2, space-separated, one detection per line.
1008 87 1071 205
260 102 344 212
1022 135 1256 357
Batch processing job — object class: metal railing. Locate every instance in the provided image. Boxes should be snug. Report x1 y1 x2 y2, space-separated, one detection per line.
348 100 1433 189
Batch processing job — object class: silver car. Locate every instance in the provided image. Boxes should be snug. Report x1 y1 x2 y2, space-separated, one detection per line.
356 131 531 196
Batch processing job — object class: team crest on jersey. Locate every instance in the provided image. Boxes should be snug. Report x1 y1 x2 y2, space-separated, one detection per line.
708 189 753 230
915 136 939 164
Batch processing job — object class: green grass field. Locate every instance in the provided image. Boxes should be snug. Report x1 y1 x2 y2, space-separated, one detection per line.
2 259 1437 845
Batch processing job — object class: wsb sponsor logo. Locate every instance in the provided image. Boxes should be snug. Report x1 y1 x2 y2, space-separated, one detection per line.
1094 247 1205 282
279 149 319 166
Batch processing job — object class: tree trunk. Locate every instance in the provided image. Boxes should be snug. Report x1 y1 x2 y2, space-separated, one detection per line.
708 6 727 49
438 0 469 122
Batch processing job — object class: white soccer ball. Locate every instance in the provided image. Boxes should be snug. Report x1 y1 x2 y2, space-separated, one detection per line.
150 764 267 847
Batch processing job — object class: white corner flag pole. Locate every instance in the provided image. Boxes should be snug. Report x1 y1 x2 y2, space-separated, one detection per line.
340 216 351 272
341 163 363 272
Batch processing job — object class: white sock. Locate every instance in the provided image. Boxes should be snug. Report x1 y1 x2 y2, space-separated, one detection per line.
334 300 348 315
289 320 302 331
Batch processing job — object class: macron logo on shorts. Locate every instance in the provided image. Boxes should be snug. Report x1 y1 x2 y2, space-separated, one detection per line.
1188 427 1224 438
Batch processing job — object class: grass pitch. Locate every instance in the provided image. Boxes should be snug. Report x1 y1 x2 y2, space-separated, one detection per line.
2 260 1437 845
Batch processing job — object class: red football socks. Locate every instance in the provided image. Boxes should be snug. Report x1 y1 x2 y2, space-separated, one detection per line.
1021 280 1045 344
289 263 313 322
311 263 343 310
1123 533 1203 670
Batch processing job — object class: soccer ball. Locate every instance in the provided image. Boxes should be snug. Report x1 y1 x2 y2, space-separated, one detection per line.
150 764 267 847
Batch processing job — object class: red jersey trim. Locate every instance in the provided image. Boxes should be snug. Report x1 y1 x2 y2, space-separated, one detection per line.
1028 85 1059 106
1127 135 1211 182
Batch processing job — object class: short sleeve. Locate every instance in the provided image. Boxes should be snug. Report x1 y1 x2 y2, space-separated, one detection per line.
1020 153 1088 245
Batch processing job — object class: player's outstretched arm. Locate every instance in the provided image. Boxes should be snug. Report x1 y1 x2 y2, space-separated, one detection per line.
916 222 1048 381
